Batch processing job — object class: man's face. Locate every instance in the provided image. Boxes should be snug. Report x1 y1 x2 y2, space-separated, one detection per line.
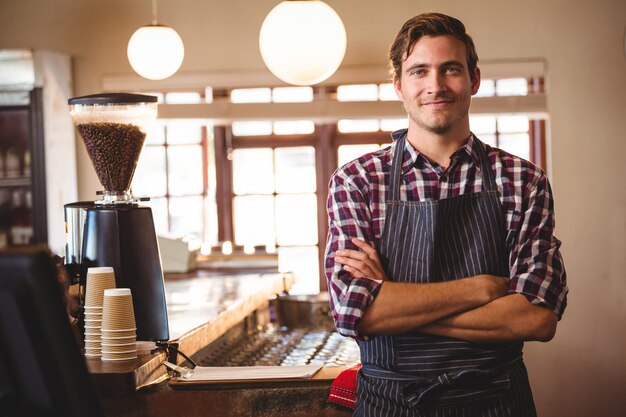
394 35 480 136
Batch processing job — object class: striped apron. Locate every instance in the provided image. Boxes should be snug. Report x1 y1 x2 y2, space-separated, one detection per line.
354 133 537 417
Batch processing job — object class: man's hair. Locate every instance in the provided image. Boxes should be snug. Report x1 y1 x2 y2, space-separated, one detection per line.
389 13 479 81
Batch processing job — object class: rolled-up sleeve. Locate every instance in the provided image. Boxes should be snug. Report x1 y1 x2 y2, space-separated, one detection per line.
507 173 568 319
324 170 382 339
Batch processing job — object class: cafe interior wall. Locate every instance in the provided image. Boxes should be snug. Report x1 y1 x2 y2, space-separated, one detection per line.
1 0 625 415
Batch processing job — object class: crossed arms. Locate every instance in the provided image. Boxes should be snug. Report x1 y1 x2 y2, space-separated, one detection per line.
326 151 567 344
335 237 557 343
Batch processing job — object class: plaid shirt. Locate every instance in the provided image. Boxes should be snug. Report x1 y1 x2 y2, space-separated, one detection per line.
324 130 568 339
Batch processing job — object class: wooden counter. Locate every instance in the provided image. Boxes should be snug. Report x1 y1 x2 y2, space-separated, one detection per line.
165 270 292 358
87 270 294 394
88 270 351 416
99 367 350 417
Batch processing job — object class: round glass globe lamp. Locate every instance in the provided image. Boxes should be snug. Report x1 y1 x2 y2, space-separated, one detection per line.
259 1 347 86
127 25 184 80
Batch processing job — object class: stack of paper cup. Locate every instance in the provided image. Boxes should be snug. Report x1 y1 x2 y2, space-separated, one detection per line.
101 288 137 361
83 267 116 358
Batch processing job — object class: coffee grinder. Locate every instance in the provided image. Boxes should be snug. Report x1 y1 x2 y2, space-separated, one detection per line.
64 93 169 342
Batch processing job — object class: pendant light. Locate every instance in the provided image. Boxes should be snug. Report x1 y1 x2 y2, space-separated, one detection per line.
127 0 184 80
259 0 347 86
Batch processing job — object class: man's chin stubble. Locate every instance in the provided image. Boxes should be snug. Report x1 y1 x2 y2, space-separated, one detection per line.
413 118 453 135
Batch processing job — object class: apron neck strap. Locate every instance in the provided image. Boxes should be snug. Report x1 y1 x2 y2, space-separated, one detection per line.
389 132 407 201
474 136 497 191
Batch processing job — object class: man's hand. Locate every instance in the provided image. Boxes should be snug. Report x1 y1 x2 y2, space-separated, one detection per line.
334 238 387 280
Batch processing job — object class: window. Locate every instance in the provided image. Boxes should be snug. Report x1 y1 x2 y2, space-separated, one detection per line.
227 142 319 294
133 117 218 245
227 86 321 294
471 77 545 166
470 114 531 161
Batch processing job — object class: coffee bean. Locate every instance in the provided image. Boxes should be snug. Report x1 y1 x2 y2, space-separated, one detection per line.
77 123 146 192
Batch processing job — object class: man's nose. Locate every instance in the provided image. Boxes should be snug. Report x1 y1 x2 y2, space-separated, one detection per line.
426 72 446 94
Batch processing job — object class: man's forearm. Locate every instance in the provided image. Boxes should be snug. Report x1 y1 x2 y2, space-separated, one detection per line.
418 293 558 343
356 275 507 335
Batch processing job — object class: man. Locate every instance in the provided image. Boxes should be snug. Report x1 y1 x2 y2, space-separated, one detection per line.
324 12 568 416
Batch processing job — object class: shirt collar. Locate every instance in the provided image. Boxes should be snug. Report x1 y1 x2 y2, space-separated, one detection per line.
391 129 484 175
455 133 483 168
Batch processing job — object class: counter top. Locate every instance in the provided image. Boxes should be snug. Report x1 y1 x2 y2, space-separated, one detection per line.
87 270 294 394
165 270 292 341
90 270 351 416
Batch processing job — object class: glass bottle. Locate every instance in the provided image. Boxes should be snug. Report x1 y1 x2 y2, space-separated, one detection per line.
9 189 33 245
5 147 21 178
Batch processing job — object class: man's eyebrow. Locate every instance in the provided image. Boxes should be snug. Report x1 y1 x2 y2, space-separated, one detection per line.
404 62 428 73
441 60 466 68
404 60 466 73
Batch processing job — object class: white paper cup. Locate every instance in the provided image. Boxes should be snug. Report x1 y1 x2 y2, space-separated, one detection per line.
104 288 131 297
84 268 116 309
88 267 114 274
101 341 137 347
101 355 137 360
102 289 136 331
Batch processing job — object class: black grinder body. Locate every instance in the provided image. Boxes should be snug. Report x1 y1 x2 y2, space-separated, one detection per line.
82 204 169 341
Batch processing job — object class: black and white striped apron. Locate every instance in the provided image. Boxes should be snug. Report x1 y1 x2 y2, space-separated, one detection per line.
354 132 537 417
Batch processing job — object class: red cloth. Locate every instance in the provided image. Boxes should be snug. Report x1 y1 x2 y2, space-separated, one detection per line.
327 363 361 409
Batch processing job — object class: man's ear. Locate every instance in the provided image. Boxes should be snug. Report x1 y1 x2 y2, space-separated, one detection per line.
393 76 403 101
471 67 481 95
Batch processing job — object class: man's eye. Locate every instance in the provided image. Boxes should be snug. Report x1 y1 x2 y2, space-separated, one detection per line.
446 67 461 73
410 69 424 76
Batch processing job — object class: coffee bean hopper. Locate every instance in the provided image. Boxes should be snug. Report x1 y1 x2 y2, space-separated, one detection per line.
64 93 168 342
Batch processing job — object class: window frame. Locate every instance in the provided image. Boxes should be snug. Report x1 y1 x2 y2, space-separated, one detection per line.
108 64 548 293
216 115 545 292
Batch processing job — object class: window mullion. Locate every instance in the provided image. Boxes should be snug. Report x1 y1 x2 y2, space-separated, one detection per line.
163 125 172 233
335 130 393 146
201 125 209 242
529 119 547 169
316 123 336 292
214 126 234 242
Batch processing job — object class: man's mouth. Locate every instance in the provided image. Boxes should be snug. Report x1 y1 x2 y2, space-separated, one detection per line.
422 100 453 108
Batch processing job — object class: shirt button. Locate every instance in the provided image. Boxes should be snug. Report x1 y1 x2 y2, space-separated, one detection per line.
440 176 448 182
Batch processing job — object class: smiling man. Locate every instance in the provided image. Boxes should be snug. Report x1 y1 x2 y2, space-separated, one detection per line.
324 13 568 416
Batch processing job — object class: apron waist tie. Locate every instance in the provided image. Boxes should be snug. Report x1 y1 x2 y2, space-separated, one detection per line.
361 356 522 407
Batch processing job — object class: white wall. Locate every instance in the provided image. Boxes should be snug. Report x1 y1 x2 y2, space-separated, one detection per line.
34 51 77 255
1 0 625 415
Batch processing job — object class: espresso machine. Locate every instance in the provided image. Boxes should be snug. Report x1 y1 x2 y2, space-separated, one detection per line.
64 93 169 342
